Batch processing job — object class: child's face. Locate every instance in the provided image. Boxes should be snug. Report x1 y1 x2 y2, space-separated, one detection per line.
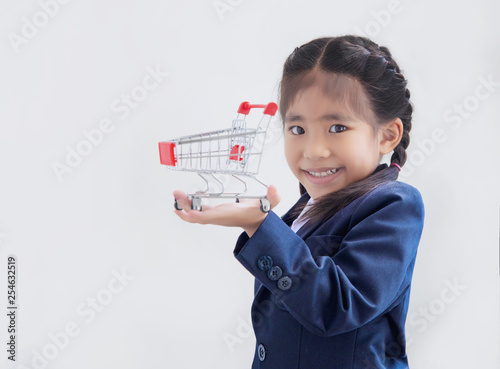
284 81 384 199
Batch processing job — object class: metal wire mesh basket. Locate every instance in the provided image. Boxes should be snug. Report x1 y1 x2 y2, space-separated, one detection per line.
159 101 278 212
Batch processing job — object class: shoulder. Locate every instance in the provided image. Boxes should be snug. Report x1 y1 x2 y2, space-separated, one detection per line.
362 180 423 205
350 180 425 226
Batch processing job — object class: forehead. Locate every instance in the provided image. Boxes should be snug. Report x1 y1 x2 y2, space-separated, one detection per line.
284 71 375 124
287 86 348 116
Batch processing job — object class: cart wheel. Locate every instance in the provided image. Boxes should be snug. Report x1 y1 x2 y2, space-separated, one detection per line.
235 198 240 203
174 198 183 211
260 198 271 213
191 197 202 211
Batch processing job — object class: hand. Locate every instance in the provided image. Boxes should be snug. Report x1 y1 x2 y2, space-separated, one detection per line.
172 185 281 237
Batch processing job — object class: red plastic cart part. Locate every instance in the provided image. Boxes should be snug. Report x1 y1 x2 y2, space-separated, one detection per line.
229 145 245 161
158 142 177 166
237 102 278 116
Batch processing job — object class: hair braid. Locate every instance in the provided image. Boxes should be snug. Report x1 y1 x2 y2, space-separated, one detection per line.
356 42 414 168
391 97 412 166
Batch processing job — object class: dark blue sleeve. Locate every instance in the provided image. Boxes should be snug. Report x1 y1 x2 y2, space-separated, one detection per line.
233 183 425 337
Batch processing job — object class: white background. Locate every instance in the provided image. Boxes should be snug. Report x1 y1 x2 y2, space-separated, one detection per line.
1 0 499 368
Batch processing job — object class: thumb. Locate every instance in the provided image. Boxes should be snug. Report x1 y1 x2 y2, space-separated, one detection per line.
267 184 281 209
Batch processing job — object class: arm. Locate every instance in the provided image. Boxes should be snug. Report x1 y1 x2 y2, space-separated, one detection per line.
233 183 425 337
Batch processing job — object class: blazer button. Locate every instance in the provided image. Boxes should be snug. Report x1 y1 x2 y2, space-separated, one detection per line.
258 343 266 361
257 256 273 271
267 266 283 281
277 276 292 290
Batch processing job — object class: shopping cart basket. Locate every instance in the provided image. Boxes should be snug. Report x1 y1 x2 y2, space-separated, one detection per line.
158 101 278 212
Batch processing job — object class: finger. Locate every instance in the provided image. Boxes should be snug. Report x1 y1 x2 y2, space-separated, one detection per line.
267 184 281 209
174 208 190 222
174 208 198 223
174 208 206 224
172 190 192 211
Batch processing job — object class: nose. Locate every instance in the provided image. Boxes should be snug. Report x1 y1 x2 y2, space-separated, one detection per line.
303 135 331 160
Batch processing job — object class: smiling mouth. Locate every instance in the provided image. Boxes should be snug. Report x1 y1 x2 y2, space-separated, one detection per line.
303 168 340 177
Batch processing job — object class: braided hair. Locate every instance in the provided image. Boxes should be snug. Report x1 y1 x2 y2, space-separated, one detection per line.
279 35 414 226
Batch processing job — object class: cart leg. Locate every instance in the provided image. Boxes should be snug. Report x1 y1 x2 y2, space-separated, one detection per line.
174 198 183 211
192 197 202 211
260 198 270 213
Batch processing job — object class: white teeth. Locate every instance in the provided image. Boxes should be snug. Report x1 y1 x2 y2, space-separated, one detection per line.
307 168 338 177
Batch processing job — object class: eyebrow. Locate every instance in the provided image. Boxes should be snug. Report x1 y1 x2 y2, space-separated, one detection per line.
284 113 351 124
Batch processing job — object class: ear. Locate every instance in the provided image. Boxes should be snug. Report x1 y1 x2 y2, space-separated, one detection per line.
378 117 403 155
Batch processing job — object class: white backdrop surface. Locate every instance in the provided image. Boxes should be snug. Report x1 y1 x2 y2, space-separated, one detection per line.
1 0 499 368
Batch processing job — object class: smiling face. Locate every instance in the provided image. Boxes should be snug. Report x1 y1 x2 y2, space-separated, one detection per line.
283 73 386 199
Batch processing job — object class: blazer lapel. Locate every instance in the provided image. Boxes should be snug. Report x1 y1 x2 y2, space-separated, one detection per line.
280 192 311 226
296 219 320 240
281 192 321 240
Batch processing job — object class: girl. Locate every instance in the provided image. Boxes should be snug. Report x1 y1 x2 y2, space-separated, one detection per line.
173 35 425 369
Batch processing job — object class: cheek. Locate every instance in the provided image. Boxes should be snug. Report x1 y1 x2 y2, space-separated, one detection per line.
347 130 378 154
284 139 301 172
340 135 373 166
283 140 294 164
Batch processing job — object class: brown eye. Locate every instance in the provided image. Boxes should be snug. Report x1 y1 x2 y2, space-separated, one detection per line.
329 124 347 133
290 126 305 135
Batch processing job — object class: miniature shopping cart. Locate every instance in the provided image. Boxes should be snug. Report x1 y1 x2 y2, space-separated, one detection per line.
158 101 278 212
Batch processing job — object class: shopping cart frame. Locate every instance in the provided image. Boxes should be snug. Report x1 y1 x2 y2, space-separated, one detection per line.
159 101 278 212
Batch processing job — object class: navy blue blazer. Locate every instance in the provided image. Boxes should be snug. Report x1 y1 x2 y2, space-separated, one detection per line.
233 180 425 368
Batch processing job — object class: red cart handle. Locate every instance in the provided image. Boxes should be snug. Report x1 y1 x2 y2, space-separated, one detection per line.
237 102 278 116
